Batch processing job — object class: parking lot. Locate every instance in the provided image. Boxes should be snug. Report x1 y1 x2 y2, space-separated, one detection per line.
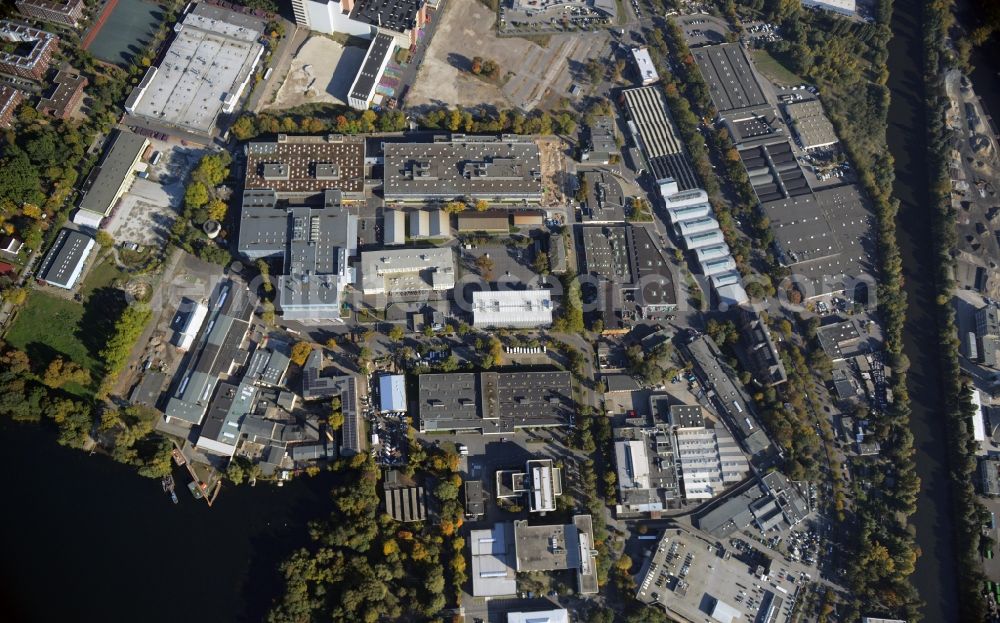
675 14 730 47
634 526 811 623
500 0 614 36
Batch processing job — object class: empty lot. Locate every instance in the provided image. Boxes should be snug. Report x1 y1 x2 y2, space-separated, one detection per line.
270 35 367 110
408 1 610 111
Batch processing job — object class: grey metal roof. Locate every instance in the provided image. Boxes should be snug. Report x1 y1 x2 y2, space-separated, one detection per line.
129 371 167 409
164 280 253 424
77 130 148 217
239 191 357 320
418 371 573 434
289 441 335 461
245 345 291 387
37 228 94 288
383 209 406 245
384 484 428 522
692 43 768 115
198 380 257 449
383 135 543 202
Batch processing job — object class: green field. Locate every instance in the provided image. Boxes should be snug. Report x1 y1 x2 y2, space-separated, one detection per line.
5 291 104 397
750 49 803 86
78 255 128 299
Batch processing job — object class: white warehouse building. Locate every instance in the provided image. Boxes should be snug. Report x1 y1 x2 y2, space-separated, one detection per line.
472 289 553 329
631 46 659 85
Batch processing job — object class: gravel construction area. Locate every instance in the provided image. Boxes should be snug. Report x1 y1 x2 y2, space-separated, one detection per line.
407 0 609 111
270 36 367 110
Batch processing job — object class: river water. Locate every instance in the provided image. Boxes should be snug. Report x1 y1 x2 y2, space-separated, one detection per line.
0 421 335 623
886 1 960 620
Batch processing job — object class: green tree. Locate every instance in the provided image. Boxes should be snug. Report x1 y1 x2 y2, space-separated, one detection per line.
389 325 405 342
99 305 153 380
184 181 209 209
95 230 115 248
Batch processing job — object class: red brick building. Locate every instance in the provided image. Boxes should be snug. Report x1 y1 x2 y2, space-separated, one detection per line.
0 84 24 128
36 68 87 119
16 0 85 28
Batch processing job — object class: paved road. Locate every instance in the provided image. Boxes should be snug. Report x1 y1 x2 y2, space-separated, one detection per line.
248 22 307 113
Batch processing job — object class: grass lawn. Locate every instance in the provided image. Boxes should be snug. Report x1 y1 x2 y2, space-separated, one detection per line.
5 291 103 397
750 48 803 86
78 254 128 300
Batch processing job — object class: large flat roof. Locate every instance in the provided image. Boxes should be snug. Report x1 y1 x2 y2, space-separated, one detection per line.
471 523 517 597
581 170 626 223
622 86 698 189
418 371 573 433
693 43 768 115
512 515 598 594
244 134 366 195
583 225 632 282
350 0 423 33
383 135 542 202
761 184 874 283
164 280 253 424
239 190 357 319
472 289 553 328
683 335 773 459
358 247 455 295
628 225 677 309
77 129 149 217
127 7 263 135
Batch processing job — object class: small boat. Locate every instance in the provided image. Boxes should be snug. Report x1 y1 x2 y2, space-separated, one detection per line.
162 474 178 504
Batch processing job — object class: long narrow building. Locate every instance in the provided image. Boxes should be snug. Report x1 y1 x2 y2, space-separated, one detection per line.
622 86 698 189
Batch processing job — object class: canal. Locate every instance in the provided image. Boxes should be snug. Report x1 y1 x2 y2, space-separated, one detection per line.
886 0 959 620
0 421 335 623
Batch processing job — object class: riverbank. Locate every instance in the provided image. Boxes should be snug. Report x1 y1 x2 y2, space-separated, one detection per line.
922 0 992 618
0 421 337 623
885 0 961 620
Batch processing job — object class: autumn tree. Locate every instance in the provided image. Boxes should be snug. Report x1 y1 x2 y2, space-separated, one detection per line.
389 324 405 342
329 396 344 430
42 357 91 389
206 198 228 222
290 341 314 366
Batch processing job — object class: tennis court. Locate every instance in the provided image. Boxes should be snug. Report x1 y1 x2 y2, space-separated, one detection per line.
84 0 164 66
